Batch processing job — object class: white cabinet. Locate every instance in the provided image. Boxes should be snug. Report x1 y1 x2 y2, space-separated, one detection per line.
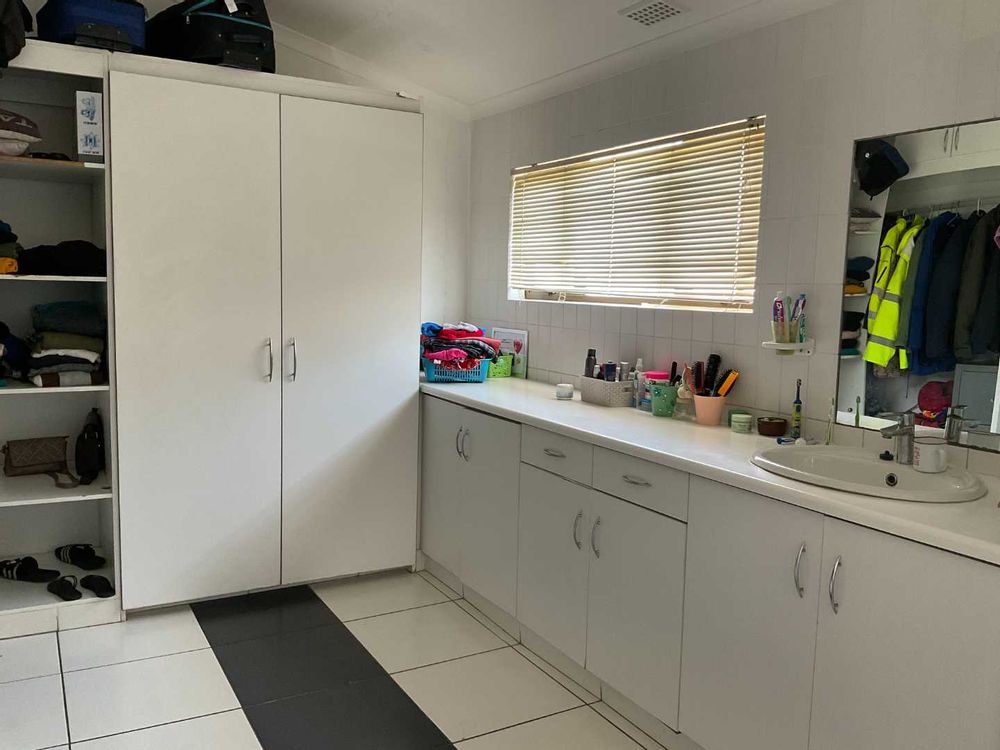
420 396 521 614
679 478 824 750
279 96 422 585
809 518 1000 750
420 396 466 576
112 72 282 609
458 409 521 615
587 490 686 728
896 120 1000 180
517 463 593 664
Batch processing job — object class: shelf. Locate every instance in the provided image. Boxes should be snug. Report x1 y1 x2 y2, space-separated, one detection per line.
0 381 108 396
762 339 815 356
0 549 114 615
839 353 863 360
844 292 868 298
0 155 105 184
0 471 111 509
0 274 107 283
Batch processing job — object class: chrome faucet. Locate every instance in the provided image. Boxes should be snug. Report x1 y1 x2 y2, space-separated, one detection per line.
945 405 966 445
880 412 915 465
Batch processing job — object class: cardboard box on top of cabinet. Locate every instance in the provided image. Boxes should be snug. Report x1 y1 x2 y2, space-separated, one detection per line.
76 91 103 159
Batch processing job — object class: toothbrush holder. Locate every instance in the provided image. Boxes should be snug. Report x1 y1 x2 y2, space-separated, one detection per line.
693 395 727 426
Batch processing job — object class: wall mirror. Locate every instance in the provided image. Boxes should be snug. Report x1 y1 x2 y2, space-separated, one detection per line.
837 119 1000 452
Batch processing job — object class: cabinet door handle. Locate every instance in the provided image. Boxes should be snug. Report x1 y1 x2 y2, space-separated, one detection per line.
572 511 583 549
828 556 842 614
264 338 274 383
590 516 602 558
460 429 470 461
543 447 566 458
794 543 806 598
622 474 651 487
943 127 951 154
455 426 464 457
953 125 961 152
289 338 298 382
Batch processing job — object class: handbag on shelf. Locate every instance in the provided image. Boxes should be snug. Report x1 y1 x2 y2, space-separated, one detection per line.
2 436 79 488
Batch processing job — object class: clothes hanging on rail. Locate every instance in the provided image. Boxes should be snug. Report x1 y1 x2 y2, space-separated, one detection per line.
924 212 980 361
907 212 959 375
953 205 1000 361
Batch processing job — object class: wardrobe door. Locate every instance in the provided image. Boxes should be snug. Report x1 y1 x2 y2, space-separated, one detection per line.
112 72 282 609
280 96 422 584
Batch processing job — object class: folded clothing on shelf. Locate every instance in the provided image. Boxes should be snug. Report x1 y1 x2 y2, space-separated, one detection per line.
0 221 17 245
0 321 30 375
0 108 41 157
32 301 106 338
31 371 103 388
0 257 16 274
18 240 106 277
844 283 867 295
31 331 105 355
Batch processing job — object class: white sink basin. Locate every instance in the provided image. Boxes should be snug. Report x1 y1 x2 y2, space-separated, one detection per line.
751 445 987 503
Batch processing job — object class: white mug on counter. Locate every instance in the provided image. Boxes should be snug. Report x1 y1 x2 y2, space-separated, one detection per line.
913 438 948 474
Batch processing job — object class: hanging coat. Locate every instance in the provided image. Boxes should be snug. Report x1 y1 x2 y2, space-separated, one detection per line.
924 212 981 360
971 236 1000 356
909 213 959 375
867 218 907 328
865 216 926 368
953 205 1000 361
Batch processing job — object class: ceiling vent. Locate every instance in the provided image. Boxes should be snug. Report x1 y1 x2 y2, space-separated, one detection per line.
619 0 685 26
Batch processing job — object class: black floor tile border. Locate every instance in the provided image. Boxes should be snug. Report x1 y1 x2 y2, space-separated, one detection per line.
193 585 454 750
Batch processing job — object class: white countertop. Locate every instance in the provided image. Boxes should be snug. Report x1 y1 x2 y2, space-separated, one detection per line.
421 378 1000 568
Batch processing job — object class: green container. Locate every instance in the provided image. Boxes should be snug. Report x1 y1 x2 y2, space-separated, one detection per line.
488 354 513 378
650 381 678 417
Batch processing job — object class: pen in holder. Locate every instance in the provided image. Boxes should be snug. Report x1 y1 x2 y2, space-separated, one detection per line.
771 319 800 357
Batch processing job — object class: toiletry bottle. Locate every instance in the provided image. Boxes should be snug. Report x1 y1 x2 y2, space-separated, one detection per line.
790 378 803 439
585 348 597 378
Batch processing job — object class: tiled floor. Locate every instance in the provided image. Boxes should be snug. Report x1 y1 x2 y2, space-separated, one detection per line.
0 570 667 749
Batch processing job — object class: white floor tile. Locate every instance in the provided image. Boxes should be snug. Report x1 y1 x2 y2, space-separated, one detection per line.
512 644 599 704
394 647 582 742
59 606 208 673
0 674 68 750
0 633 60 685
417 569 462 599
457 706 642 749
591 702 668 750
346 601 505 673
312 570 448 622
64 648 238 742
455 600 517 645
73 710 261 750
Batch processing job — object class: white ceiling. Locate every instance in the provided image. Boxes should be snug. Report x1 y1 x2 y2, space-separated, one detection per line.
272 0 838 116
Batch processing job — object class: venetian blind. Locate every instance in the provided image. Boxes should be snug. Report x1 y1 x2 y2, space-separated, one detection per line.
508 117 765 311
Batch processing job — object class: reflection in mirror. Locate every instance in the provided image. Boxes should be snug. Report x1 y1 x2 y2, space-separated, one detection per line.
837 119 1000 452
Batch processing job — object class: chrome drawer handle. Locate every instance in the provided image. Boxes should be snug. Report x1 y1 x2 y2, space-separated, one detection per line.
543 448 566 458
455 427 463 457
461 429 470 461
829 556 842 613
591 516 602 558
794 543 806 598
622 474 651 487
264 338 274 383
572 511 583 549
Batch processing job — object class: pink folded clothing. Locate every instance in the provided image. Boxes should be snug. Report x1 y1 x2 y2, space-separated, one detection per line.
435 327 485 340
424 347 468 362
449 336 503 350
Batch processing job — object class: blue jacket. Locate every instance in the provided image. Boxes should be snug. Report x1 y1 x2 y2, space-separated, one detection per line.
925 212 981 361
907 212 958 375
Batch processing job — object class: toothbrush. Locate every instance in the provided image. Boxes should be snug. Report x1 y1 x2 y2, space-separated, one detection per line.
791 378 803 439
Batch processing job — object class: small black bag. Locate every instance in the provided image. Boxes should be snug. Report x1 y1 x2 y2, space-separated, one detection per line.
0 0 32 68
75 408 105 485
146 0 274 72
855 139 910 198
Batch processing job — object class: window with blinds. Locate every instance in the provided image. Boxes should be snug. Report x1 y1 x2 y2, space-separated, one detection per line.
508 117 765 312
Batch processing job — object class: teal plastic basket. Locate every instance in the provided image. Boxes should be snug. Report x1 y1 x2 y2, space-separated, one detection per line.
422 358 490 383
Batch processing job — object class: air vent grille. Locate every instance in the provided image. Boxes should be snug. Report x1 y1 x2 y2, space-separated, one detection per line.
619 0 684 26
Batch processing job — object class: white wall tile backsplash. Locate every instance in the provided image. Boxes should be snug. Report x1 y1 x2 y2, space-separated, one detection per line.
466 0 1000 451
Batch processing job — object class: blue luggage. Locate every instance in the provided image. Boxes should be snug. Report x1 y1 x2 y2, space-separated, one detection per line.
37 0 145 52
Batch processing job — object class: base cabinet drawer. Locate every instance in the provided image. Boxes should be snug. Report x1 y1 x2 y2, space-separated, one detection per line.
521 425 593 485
593 447 689 521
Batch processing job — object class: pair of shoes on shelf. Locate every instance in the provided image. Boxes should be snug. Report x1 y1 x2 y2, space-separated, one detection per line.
47 574 114 601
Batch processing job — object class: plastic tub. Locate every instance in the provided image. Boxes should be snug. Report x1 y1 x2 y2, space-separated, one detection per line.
693 395 727 426
650 382 678 417
422 358 490 383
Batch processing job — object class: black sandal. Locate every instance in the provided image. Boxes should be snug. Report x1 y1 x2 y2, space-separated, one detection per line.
1 556 60 583
48 575 81 601
54 544 106 571
81 575 115 599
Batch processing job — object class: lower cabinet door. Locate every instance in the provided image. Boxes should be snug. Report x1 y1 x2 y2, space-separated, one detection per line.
810 518 1000 750
517 464 592 665
459 410 521 615
586 491 686 728
679 478 824 750
420 397 467 575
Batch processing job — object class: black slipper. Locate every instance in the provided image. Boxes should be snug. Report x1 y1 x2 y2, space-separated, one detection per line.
81 575 115 599
1 556 60 583
54 544 106 571
48 575 81 601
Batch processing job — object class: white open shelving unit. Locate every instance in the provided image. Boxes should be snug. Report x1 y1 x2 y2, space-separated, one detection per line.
0 44 121 638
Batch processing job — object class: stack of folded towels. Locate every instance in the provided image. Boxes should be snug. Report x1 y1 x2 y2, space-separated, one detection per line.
421 322 501 370
841 310 866 357
0 220 20 275
26 301 106 387
844 256 874 295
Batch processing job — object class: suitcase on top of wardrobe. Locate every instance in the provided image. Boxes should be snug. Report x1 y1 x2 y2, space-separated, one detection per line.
37 0 146 52
146 0 275 73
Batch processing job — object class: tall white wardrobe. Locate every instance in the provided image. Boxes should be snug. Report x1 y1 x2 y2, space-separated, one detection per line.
110 69 422 609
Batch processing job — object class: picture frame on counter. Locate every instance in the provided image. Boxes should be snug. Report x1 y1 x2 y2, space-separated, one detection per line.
492 327 528 379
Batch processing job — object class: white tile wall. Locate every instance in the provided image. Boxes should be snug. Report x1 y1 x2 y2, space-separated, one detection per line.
465 0 1000 474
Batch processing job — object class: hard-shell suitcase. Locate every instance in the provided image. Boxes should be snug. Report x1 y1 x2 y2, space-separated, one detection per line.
37 0 145 52
146 0 274 73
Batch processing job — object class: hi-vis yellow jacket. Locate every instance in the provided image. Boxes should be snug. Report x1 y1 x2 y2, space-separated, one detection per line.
864 216 926 368
866 218 907 326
